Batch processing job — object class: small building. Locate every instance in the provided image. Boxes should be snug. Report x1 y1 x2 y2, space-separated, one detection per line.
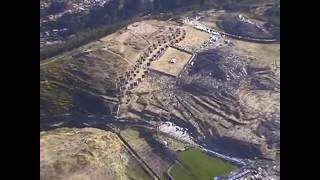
169 58 176 64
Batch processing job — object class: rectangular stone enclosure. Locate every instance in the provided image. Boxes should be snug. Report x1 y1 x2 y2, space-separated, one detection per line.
149 47 193 77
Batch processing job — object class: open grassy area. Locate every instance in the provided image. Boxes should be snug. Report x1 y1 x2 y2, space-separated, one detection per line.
120 128 172 179
231 39 280 68
150 47 192 77
180 26 210 49
170 148 237 180
126 155 154 180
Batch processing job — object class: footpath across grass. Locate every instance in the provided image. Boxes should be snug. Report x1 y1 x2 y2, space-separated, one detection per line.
170 148 238 180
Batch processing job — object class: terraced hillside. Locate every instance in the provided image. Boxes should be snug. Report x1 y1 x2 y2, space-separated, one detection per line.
122 47 279 159
40 19 183 127
40 1 280 179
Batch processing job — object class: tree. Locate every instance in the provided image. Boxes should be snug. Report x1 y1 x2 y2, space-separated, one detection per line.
123 0 141 18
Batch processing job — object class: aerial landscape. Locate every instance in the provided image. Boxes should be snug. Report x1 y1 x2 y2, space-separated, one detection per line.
40 0 280 179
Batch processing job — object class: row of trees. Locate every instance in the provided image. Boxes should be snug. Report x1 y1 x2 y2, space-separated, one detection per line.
40 12 175 61
40 0 218 60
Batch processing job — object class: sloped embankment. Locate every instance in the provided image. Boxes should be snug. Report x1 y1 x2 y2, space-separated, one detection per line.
40 127 152 180
40 47 129 125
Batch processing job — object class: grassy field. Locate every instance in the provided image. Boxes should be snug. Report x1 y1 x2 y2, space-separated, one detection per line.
150 47 192 77
126 155 154 180
231 39 280 68
180 26 210 49
120 128 171 179
170 148 237 180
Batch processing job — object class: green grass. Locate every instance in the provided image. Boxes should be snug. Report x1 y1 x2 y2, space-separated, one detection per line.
170 148 237 180
126 156 153 180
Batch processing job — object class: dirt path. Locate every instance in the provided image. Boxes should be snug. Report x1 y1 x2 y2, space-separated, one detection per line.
103 48 135 65
40 44 91 68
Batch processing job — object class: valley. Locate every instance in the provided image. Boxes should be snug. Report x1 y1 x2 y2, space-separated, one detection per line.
40 1 280 179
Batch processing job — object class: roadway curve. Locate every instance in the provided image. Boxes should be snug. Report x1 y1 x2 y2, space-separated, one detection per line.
185 18 278 44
